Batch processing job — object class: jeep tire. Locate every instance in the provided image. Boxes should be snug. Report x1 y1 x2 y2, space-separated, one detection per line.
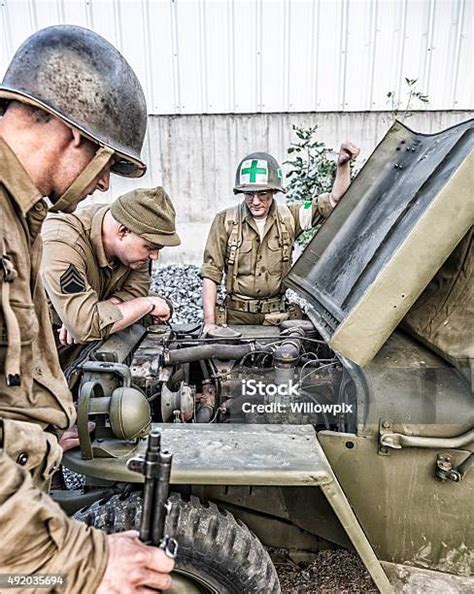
75 491 281 593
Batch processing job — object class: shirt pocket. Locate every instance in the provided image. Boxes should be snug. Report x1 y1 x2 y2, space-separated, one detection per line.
235 240 254 276
2 418 62 488
266 238 284 274
0 300 39 345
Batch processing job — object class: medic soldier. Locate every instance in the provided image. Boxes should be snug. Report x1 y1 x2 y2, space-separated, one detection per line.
0 26 174 593
201 144 359 330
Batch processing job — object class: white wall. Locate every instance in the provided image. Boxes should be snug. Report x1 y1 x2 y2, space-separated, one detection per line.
1 1 471 264
1 0 472 114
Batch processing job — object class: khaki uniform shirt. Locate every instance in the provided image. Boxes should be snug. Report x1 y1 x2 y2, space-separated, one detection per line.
0 453 107 593
0 137 75 429
200 193 333 299
0 137 107 593
42 205 150 343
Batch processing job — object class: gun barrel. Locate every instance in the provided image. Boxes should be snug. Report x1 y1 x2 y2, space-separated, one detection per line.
139 429 162 543
151 450 173 547
140 479 155 543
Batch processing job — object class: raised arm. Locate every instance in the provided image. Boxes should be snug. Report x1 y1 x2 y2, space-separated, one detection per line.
329 141 360 206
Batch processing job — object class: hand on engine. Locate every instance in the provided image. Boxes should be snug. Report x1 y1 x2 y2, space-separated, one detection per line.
147 297 171 322
59 422 95 452
58 324 77 345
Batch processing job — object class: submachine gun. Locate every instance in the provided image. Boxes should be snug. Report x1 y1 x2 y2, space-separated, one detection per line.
127 428 178 557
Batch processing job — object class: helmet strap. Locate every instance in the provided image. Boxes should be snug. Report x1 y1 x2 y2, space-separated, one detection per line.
50 146 114 212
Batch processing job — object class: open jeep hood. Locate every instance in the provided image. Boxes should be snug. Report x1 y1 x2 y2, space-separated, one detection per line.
285 119 473 366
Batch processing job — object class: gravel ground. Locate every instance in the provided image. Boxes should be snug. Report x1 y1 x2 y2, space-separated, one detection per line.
65 265 375 592
150 264 207 323
150 263 308 321
270 549 377 594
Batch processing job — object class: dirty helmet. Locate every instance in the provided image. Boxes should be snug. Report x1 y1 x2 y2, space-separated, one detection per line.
233 152 286 194
0 25 148 210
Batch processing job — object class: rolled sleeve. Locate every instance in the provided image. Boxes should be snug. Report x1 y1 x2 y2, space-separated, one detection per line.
199 213 227 285
96 301 124 331
316 192 335 218
200 263 223 285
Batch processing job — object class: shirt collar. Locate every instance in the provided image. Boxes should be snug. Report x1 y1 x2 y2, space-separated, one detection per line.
0 136 44 216
91 205 112 269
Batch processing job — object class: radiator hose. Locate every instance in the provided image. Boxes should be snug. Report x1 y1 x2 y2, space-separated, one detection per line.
164 343 266 364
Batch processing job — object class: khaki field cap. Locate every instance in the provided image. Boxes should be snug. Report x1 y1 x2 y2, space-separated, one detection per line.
111 187 181 247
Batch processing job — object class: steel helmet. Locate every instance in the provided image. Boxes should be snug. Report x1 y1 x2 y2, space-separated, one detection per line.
233 152 286 194
0 25 147 179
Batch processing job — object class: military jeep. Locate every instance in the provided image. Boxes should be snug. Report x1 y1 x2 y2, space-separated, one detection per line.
57 120 473 594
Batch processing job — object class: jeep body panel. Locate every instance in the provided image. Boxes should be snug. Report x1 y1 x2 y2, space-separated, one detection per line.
319 431 473 577
64 424 394 593
286 119 473 366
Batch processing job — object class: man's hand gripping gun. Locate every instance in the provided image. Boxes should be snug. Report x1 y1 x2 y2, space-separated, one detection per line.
127 428 178 558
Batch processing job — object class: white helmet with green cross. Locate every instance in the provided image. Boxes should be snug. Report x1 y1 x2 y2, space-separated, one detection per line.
233 152 286 194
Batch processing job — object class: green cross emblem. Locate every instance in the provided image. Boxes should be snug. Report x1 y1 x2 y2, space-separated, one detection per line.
241 160 267 183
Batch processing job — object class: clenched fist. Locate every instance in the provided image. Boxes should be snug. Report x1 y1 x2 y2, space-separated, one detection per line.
337 142 360 166
147 296 172 322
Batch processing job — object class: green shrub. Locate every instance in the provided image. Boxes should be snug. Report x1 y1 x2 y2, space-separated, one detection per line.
284 125 337 245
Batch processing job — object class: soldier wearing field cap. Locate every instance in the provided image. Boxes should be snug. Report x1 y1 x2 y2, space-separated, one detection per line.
42 186 180 363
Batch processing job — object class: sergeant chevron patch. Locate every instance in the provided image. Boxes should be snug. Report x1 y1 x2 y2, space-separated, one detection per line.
60 264 86 294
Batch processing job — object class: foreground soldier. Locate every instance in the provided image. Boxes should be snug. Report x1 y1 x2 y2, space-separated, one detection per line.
201 145 359 328
42 187 180 367
0 26 174 592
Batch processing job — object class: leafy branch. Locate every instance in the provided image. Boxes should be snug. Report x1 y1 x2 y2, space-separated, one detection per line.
386 77 430 120
284 124 338 245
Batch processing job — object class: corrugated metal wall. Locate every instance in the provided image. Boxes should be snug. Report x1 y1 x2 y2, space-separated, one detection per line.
1 0 472 114
1 1 472 264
